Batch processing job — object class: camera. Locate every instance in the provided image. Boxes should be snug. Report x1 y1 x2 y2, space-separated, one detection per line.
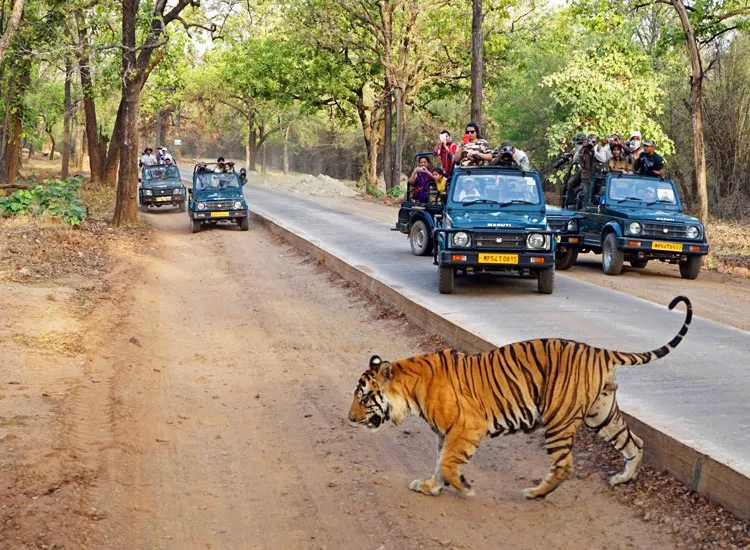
626 140 635 148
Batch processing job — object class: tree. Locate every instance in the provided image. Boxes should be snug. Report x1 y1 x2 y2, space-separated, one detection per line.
471 0 483 125
0 0 25 66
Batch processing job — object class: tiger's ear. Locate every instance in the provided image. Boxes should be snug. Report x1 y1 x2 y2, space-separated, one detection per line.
380 361 393 382
369 355 383 371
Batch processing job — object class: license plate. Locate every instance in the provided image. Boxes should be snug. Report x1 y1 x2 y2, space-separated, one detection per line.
210 211 230 218
478 253 519 264
155 196 172 202
652 241 682 252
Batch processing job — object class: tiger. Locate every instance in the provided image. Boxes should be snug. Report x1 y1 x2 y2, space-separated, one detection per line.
348 295 691 499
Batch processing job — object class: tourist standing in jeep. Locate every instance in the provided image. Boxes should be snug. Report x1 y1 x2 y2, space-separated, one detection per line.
433 130 458 177
455 122 493 166
634 139 664 177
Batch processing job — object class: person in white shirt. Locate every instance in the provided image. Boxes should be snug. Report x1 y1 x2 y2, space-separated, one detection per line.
139 147 156 167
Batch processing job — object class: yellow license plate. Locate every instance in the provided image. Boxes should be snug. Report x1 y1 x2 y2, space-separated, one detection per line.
478 253 519 264
210 211 230 218
155 196 172 202
652 241 682 252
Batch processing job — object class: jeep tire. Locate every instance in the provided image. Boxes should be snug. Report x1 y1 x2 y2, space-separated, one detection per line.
139 203 148 213
438 266 455 294
178 201 186 213
602 233 624 275
630 257 649 268
537 268 554 294
240 216 249 231
679 255 702 280
555 247 578 271
191 218 201 233
409 220 432 256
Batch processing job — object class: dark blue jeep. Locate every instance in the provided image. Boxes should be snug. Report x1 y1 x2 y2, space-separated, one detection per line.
188 163 249 233
577 173 709 278
546 205 583 270
434 166 555 294
394 181 444 256
139 164 186 212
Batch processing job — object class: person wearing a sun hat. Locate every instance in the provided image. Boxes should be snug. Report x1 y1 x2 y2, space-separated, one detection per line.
634 139 664 177
626 131 643 162
139 147 156 167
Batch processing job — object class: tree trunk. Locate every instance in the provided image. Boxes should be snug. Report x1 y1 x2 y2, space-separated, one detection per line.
102 103 125 186
0 0 26 67
173 105 181 160
76 13 104 184
393 87 406 187
62 58 73 179
383 80 393 190
0 56 30 185
283 121 290 174
4 114 23 184
671 0 708 223
367 132 379 190
73 112 85 170
245 113 253 170
470 0 484 126
113 0 139 226
48 136 56 162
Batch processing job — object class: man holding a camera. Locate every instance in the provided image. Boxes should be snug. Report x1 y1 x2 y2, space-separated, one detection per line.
433 130 459 177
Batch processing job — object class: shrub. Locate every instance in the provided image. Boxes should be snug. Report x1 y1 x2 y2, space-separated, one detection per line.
0 177 87 226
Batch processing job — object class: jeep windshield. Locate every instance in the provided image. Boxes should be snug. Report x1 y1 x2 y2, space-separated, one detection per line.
143 165 180 182
607 177 677 207
195 172 241 190
450 174 542 205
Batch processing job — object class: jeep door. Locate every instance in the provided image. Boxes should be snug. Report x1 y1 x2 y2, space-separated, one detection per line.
581 175 607 249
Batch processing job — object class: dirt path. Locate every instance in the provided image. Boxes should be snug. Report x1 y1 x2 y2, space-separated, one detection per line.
48 210 686 550
299 193 750 332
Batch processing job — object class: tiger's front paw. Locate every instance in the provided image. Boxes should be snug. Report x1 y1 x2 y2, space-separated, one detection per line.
408 478 443 496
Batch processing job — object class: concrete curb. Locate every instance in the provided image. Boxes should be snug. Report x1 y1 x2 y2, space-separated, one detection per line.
251 211 750 521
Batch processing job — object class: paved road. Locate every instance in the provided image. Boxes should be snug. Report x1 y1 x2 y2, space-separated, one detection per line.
180 169 750 478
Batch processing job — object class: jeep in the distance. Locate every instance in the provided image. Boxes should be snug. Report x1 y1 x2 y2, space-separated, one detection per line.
139 164 186 212
546 205 582 270
394 179 445 256
434 166 555 294
577 173 708 278
188 163 249 233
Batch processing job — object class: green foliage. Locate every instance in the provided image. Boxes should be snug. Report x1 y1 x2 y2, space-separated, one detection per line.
542 47 674 155
0 178 87 226
387 182 406 198
366 186 384 199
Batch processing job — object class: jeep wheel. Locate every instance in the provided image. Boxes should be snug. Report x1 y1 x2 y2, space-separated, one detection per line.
139 204 148 213
240 216 249 231
679 255 702 280
555 247 578 271
409 220 432 256
602 233 624 275
178 201 186 213
537 268 554 294
630 258 648 269
191 219 201 233
438 266 455 294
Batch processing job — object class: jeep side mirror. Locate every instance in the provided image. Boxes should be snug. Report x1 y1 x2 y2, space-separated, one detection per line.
598 195 605 205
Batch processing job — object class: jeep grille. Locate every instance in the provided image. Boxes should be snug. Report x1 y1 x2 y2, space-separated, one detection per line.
642 223 687 239
473 231 526 250
547 218 566 232
207 200 236 210
154 188 173 196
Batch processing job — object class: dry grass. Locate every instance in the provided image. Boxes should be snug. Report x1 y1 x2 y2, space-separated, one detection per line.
705 219 750 277
10 332 85 356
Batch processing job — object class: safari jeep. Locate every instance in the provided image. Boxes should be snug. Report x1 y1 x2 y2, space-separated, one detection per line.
139 164 186 212
434 166 555 294
394 177 445 256
545 205 583 270
578 173 709 278
188 163 249 233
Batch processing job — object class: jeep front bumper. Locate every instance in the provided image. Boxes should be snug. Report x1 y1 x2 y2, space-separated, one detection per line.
141 195 185 205
191 209 248 220
615 236 708 256
438 250 555 269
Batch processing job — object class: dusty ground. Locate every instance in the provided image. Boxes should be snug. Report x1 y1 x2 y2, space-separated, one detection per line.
1 167 749 549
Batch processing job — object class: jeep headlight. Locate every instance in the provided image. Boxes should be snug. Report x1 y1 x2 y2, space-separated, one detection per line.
627 221 642 235
173 188 183 195
527 233 548 249
566 219 578 232
452 231 470 247
144 189 152 196
197 202 206 211
686 226 700 239
233 201 243 210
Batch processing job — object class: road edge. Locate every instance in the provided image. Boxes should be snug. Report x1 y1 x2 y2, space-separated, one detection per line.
250 211 750 521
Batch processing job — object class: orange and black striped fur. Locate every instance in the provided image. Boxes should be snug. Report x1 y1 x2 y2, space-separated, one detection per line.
348 296 692 499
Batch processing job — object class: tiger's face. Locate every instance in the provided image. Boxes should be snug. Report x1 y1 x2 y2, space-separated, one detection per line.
348 355 392 431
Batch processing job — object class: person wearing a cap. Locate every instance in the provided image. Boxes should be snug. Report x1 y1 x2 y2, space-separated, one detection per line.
492 140 531 171
627 131 643 163
634 139 664 177
139 147 156 167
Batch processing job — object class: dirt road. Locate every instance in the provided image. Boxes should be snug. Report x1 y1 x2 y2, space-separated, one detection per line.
31 211 699 549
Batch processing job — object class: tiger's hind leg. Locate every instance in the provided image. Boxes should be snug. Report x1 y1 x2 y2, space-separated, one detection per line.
584 385 643 486
409 434 446 496
522 417 582 499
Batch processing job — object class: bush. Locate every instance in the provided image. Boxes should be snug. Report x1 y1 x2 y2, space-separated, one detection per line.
0 177 87 226
366 186 385 198
387 183 407 198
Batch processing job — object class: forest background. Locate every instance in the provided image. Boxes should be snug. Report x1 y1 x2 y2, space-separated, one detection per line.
1 0 749 222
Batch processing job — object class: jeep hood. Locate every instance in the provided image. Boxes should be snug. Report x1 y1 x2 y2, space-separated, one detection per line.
606 206 699 224
192 189 245 201
448 209 547 230
545 204 576 218
142 178 183 189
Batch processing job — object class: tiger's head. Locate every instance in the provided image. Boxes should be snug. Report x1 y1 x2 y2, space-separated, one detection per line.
348 355 393 431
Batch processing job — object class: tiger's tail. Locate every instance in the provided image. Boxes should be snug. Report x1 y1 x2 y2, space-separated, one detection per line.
609 296 692 367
